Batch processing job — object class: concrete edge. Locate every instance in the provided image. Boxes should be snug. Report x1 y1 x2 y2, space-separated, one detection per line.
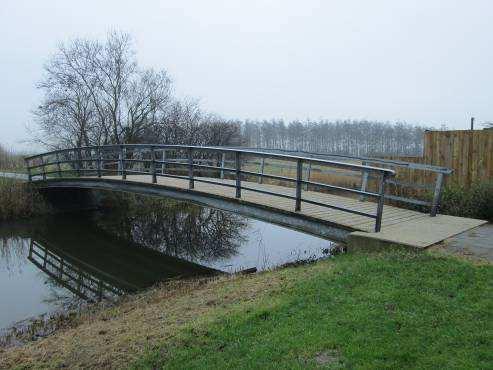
348 219 489 251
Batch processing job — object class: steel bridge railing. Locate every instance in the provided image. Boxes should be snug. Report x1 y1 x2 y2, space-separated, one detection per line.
25 144 395 232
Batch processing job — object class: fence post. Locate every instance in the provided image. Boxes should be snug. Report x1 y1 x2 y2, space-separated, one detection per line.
374 172 387 232
235 151 241 198
220 152 226 179
55 152 62 178
97 147 102 178
359 160 369 201
430 172 444 217
120 146 126 180
258 157 265 184
295 158 303 211
151 147 157 184
188 147 194 189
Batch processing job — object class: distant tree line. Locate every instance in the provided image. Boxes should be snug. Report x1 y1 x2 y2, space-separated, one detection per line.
33 31 428 156
241 119 428 156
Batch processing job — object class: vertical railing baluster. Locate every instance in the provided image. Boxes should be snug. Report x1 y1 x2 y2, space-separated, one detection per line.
151 146 157 184
235 151 241 198
295 158 303 211
188 147 194 189
120 145 126 180
304 161 312 191
375 172 388 232
97 147 102 178
25 158 32 182
76 148 82 177
117 150 122 176
162 149 166 174
258 157 265 184
55 152 62 178
40 156 46 180
359 160 369 201
430 172 444 217
220 152 226 179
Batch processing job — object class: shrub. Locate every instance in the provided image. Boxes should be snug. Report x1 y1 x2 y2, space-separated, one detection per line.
440 181 493 221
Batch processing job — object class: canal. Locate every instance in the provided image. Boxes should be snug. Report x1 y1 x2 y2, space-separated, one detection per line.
0 196 333 334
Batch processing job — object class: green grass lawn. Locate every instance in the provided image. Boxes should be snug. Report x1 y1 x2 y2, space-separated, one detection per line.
133 249 492 369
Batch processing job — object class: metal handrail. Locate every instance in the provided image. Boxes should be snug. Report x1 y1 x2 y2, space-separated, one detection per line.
25 144 396 232
233 147 452 215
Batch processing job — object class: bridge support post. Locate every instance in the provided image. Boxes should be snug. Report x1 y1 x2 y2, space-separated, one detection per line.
235 151 241 198
374 173 388 232
188 148 194 189
151 147 157 184
295 158 302 211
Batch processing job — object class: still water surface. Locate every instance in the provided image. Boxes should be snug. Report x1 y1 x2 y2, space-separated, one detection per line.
0 199 332 330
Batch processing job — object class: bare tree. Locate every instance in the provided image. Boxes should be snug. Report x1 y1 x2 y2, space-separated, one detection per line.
33 31 172 148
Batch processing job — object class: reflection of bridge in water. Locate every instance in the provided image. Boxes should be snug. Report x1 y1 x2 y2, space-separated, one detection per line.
27 235 220 303
24 145 486 248
29 240 127 302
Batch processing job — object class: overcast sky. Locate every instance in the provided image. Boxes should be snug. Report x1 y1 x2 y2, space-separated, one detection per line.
1 0 492 150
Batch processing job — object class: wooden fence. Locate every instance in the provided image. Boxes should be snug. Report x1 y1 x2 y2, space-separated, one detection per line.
384 129 493 189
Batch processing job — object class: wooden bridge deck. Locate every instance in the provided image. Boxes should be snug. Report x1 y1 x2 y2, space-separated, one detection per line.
91 175 485 247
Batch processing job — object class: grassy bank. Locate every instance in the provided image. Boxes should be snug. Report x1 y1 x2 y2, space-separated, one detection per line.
0 178 51 221
1 248 491 369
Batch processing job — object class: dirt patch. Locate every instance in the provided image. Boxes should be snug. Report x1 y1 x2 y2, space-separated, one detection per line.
314 350 341 366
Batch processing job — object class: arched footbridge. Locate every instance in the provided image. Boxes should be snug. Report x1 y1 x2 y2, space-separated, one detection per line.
24 145 485 246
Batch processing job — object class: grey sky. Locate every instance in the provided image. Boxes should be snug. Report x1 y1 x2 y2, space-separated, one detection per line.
1 0 492 150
